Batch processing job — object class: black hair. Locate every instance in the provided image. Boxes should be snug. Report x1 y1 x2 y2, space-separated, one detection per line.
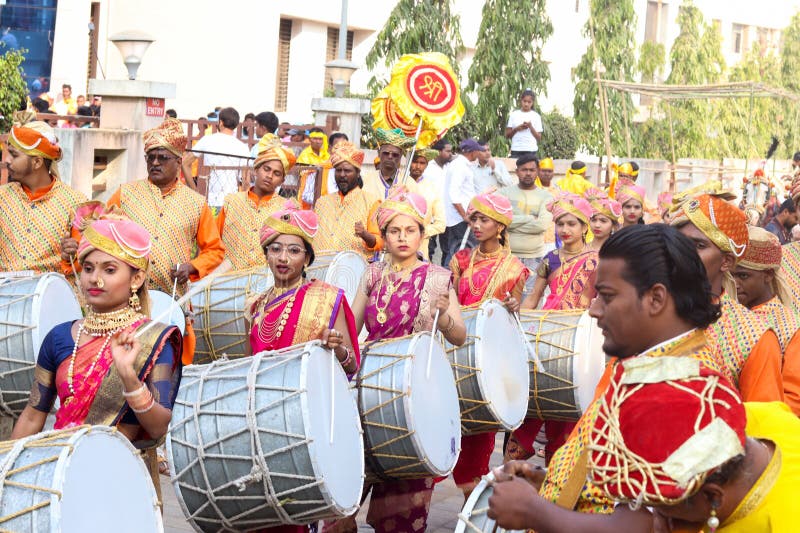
77 106 93 117
516 153 539 168
244 112 255 121
62 83 71 90
329 132 348 146
571 160 586 171
629 161 639 172
794 151 800 162
599 224 721 329
779 197 796 214
32 97 50 112
308 126 325 135
255 111 279 132
218 107 240 129
705 453 746 486
165 108 177 118
520 89 535 99
432 139 451 151
262 240 316 276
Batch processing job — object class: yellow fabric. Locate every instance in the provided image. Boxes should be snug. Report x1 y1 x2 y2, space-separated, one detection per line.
556 172 592 196
218 191 284 270
314 189 383 259
361 167 420 202
718 402 800 532
539 157 554 170
297 145 331 167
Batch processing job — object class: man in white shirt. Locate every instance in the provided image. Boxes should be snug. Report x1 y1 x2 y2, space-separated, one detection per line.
191 107 251 211
473 141 513 192
505 90 543 158
443 138 483 266
409 148 446 260
421 139 452 259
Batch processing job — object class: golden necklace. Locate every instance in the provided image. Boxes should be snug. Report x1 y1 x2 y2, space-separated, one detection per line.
374 262 418 324
83 307 143 336
257 280 305 345
466 247 507 297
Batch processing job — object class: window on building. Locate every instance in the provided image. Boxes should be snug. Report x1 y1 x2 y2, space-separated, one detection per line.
0 0 58 94
87 2 100 83
324 27 354 93
732 23 744 54
274 18 293 113
644 0 668 44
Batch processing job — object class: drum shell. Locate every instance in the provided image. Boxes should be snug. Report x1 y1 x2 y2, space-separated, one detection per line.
167 344 364 531
520 310 605 421
356 333 461 480
442 300 529 435
0 425 162 533
190 269 274 364
455 473 524 533
0 274 82 417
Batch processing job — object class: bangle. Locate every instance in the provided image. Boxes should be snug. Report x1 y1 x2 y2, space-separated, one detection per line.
337 346 354 368
122 382 146 398
127 386 153 412
132 397 155 414
439 314 456 334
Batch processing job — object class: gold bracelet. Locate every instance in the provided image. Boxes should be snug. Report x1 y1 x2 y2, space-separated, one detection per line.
440 314 456 334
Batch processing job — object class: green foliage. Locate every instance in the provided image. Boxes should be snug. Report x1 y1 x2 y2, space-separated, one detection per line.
638 41 665 82
538 110 578 160
365 0 465 95
464 0 552 156
780 12 800 157
631 118 672 159
572 0 637 155
0 47 28 133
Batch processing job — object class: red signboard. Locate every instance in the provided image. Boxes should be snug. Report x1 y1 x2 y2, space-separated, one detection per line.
145 97 165 117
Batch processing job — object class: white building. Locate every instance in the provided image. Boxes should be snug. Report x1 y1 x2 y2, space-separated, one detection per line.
4 0 799 123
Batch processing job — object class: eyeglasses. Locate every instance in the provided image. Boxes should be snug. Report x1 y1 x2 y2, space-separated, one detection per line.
146 153 177 164
266 243 307 258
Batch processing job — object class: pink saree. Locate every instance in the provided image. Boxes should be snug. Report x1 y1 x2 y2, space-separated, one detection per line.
540 249 599 310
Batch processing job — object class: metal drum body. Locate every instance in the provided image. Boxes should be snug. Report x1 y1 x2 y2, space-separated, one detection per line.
0 273 82 417
519 310 606 421
357 332 461 480
167 342 364 532
455 473 523 533
149 290 187 335
189 269 274 364
442 299 529 435
308 251 367 305
0 425 162 533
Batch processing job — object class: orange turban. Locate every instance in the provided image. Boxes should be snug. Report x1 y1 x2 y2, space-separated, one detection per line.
8 122 62 161
143 118 187 156
330 141 365 169
254 133 296 172
671 193 748 258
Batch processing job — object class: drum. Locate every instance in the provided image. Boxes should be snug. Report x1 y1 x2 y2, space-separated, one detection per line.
0 273 82 417
167 341 364 531
519 310 606 421
441 299 529 435
189 269 273 364
308 251 367 305
357 332 461 480
455 473 523 533
148 290 186 336
0 425 162 532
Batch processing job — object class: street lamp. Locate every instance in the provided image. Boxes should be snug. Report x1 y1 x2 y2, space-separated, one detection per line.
109 31 155 80
325 58 359 98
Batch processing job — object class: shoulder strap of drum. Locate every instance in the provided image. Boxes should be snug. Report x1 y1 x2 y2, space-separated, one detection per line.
555 449 588 510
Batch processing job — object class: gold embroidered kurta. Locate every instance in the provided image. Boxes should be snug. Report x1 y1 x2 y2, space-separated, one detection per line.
314 188 383 259
217 191 283 271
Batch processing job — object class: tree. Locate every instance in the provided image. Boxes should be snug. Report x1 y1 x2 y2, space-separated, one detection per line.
538 110 578 160
464 0 552 155
0 47 28 133
365 0 464 95
572 0 637 155
780 11 800 157
664 1 726 158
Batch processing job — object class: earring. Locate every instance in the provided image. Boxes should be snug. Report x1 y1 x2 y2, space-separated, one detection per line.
129 286 141 312
707 505 720 532
96 277 104 289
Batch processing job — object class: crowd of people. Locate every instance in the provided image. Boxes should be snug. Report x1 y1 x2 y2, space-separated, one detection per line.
1 83 799 532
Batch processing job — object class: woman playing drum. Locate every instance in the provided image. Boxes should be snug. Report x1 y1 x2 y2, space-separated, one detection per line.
511 193 599 465
245 201 361 533
12 214 182 447
328 189 466 533
448 191 529 497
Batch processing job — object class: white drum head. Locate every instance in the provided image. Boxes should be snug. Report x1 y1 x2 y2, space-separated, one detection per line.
573 312 607 413
474 300 529 428
303 345 364 512
455 473 524 533
149 290 186 335
324 251 367 305
57 428 162 532
32 274 82 354
406 333 461 475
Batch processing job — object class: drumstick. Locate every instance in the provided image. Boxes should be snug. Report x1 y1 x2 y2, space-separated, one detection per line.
330 348 336 444
170 264 179 323
426 309 440 379
458 228 471 251
134 260 233 339
506 292 545 372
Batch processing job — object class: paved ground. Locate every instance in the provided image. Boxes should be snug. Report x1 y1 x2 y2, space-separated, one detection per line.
162 433 545 532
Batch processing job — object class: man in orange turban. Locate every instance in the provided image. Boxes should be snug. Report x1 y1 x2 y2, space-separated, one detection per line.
1 121 86 274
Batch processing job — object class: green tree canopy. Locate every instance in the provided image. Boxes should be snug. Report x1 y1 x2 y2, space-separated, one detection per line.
572 0 637 155
538 110 578 160
780 11 800 157
0 47 27 133
464 0 552 155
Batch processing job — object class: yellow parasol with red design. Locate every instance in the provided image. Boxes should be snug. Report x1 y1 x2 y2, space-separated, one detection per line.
372 52 465 148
